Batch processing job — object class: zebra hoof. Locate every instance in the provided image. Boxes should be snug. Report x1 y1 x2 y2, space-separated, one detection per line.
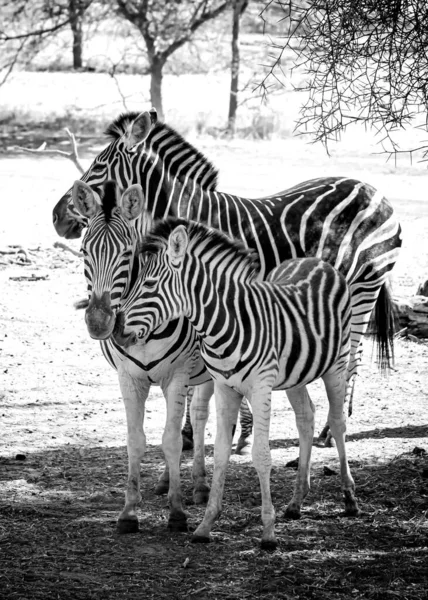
191 534 211 544
168 515 188 532
345 505 361 517
193 486 210 505
182 434 194 451
154 480 169 495
235 437 251 455
260 539 277 552
116 517 139 534
282 506 301 520
344 493 360 517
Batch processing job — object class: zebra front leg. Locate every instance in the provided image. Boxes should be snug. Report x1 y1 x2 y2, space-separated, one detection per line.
192 382 242 544
116 371 149 534
190 380 213 504
283 385 315 520
322 368 360 517
161 373 189 531
251 384 276 550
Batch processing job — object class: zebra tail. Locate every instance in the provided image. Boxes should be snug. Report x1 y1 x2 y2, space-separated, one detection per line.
372 282 397 374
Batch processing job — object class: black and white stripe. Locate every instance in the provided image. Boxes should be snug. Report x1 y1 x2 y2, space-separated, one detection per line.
53 110 402 437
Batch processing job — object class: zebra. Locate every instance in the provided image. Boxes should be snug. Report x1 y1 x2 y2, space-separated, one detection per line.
52 109 402 442
72 178 214 534
113 216 359 550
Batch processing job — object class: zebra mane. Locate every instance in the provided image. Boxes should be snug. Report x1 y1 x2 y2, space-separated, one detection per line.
104 112 219 190
100 180 118 222
141 218 261 275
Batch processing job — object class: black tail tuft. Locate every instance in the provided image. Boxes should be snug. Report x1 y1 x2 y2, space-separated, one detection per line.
372 282 397 374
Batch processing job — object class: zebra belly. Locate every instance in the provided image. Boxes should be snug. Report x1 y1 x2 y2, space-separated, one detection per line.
201 337 344 397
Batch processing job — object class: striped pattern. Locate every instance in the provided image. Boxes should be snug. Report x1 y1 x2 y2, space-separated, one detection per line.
53 111 402 427
115 217 358 549
75 180 216 535
122 220 352 389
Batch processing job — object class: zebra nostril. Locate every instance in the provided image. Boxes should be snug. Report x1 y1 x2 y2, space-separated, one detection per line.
53 212 58 224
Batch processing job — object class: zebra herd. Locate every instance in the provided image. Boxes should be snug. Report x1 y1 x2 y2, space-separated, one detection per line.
52 108 402 549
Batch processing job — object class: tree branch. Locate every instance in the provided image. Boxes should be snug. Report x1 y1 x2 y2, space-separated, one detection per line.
15 128 85 174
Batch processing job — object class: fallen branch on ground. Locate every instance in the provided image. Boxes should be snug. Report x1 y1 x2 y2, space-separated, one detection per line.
53 241 82 258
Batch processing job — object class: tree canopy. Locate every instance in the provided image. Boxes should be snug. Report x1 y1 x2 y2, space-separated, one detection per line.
261 0 428 156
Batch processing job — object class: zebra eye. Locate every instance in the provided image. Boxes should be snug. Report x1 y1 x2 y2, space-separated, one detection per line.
91 164 105 173
143 278 158 290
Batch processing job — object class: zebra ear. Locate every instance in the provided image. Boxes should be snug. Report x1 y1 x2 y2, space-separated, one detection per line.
72 181 101 219
125 112 153 150
120 184 145 220
168 225 188 266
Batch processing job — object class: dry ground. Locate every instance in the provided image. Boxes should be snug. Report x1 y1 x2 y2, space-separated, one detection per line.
1 139 428 599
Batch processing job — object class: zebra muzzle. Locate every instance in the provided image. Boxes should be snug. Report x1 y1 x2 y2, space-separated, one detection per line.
85 292 116 340
111 311 138 348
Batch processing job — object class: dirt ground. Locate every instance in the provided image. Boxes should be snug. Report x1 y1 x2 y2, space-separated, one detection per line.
1 144 428 599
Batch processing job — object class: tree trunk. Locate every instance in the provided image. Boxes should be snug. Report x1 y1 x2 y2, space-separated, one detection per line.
68 0 84 69
227 0 247 135
150 57 165 121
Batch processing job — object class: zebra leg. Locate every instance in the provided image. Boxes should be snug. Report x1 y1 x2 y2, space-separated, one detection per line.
182 386 194 451
190 380 213 504
322 367 360 517
192 382 242 544
116 371 150 534
250 385 277 551
235 398 253 454
320 278 394 446
283 385 315 520
319 364 357 447
161 374 189 531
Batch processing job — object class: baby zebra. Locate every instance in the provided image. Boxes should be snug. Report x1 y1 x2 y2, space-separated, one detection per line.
114 218 360 550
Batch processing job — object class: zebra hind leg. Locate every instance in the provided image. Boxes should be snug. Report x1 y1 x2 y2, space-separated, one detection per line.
282 386 315 520
190 380 213 504
235 397 253 454
322 368 360 517
181 386 194 451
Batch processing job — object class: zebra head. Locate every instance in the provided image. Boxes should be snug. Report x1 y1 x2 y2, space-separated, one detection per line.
73 179 146 340
53 109 157 239
53 108 218 240
114 220 190 348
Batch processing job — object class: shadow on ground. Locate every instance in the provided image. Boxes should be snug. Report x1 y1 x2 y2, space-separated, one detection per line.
1 442 427 600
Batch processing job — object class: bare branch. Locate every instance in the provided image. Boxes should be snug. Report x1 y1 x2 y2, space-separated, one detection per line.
260 0 428 154
15 128 85 174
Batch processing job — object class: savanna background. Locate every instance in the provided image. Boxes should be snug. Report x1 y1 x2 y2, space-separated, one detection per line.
0 2 427 599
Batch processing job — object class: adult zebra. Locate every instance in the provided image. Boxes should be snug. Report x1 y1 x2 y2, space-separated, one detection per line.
53 109 401 439
72 180 213 533
113 217 359 550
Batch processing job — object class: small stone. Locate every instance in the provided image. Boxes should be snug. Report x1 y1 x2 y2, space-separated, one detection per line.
15 453 26 461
